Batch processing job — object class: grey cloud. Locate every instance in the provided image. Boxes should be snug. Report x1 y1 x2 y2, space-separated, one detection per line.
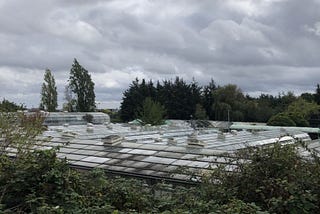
1 0 320 108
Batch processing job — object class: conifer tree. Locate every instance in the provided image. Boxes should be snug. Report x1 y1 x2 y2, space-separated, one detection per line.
40 69 58 111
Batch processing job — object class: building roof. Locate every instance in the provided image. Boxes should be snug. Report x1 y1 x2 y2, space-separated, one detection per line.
3 117 317 183
231 123 320 134
34 122 311 183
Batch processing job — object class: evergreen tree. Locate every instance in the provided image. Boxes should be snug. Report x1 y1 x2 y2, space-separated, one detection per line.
120 79 158 122
40 69 58 112
315 84 320 105
158 77 195 120
190 78 202 116
194 103 208 120
68 59 96 112
202 79 217 120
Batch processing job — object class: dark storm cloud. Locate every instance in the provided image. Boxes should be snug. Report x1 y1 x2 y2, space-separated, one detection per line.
0 0 320 108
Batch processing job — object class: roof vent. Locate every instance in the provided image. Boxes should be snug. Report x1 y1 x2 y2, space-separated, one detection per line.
102 135 123 146
143 124 152 131
61 131 76 139
252 130 259 135
167 137 177 145
87 123 94 132
106 123 113 130
154 137 162 142
187 131 205 147
217 132 225 140
231 130 238 135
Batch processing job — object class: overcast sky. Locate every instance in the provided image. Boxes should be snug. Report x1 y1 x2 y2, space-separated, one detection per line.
1 0 320 109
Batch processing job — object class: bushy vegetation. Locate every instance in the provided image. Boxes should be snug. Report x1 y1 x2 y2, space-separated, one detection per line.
1 113 320 213
136 97 166 125
120 78 320 126
0 99 25 112
267 98 320 127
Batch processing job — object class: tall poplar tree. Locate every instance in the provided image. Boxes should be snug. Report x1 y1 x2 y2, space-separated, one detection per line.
40 69 58 111
68 59 96 112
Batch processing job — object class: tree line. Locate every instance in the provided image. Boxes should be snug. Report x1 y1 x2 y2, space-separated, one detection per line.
120 78 320 126
3 63 320 127
39 59 96 112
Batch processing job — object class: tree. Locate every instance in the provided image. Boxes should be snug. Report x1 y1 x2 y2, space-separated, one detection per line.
40 69 58 112
301 92 315 103
68 59 96 112
158 77 196 120
136 97 166 126
287 98 319 119
315 84 320 105
120 79 157 122
194 103 208 120
267 113 296 126
212 84 245 121
202 79 217 120
0 99 25 112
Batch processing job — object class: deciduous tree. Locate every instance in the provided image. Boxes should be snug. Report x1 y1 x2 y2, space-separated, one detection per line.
136 97 166 125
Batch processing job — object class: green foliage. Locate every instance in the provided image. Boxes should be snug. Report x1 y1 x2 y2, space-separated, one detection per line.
288 112 309 127
268 98 320 127
287 98 320 127
136 97 166 126
69 58 96 112
202 79 217 120
120 78 320 123
0 99 25 112
120 79 156 122
267 113 296 126
301 92 315 102
212 84 245 121
0 112 46 156
194 103 208 120
159 77 201 120
315 84 320 105
233 144 320 213
40 69 58 112
120 77 201 122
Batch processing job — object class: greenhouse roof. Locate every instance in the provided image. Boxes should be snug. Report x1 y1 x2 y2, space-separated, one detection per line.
4 118 317 183
28 123 311 183
230 123 320 134
43 112 110 126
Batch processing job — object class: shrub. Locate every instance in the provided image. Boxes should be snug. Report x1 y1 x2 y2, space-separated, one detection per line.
209 143 320 213
136 97 166 126
267 113 296 126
